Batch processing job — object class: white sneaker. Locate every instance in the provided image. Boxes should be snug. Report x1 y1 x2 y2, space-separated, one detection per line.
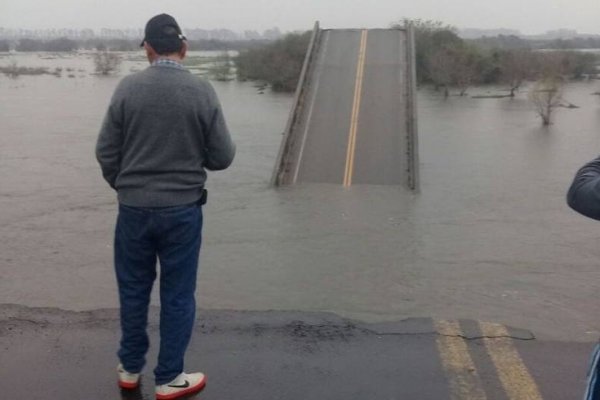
117 364 141 389
155 372 207 400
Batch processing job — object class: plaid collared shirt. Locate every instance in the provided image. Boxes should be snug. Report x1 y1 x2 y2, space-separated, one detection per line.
151 58 186 70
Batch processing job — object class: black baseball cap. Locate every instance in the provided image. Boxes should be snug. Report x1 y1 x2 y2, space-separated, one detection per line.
140 14 187 53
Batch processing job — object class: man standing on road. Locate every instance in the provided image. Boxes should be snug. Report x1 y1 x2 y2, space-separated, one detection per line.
95 13 235 400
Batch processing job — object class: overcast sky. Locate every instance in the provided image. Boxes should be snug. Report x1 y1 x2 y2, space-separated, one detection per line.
1 0 598 34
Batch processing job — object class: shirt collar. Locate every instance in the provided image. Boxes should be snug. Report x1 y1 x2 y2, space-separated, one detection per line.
151 58 186 70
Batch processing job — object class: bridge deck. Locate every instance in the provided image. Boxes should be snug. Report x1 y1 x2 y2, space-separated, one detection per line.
273 27 418 188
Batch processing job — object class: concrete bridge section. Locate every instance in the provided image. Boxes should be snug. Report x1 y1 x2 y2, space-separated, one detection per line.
272 23 419 189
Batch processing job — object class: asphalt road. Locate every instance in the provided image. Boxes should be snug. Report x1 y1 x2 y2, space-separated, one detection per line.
295 29 408 186
0 305 592 400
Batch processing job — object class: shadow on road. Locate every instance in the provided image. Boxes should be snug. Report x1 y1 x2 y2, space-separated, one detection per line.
120 385 201 400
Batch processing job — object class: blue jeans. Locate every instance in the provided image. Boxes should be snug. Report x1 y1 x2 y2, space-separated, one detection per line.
114 202 202 385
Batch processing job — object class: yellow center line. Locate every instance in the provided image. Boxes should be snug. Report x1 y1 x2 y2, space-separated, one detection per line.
436 320 488 400
343 29 368 187
479 322 543 400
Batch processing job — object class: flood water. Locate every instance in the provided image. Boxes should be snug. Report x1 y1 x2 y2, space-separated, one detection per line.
1 52 600 341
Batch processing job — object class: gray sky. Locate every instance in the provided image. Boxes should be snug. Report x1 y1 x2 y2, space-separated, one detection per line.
1 0 599 34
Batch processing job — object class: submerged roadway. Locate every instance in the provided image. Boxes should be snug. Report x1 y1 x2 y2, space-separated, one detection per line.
277 28 415 187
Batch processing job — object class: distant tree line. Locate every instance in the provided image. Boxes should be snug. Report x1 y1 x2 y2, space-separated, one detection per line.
15 37 79 52
466 35 600 51
545 37 600 49
1 37 270 52
467 35 531 50
1 30 598 55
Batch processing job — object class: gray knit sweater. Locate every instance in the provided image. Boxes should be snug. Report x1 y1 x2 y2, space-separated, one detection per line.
96 64 235 207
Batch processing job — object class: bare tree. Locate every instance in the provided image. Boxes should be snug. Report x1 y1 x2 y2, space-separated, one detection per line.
428 45 479 97
93 50 122 75
427 48 453 97
451 48 479 96
500 50 534 97
528 77 563 126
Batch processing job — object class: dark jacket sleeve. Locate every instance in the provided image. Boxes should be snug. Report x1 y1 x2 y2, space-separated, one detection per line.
95 92 124 189
567 156 600 220
203 83 235 171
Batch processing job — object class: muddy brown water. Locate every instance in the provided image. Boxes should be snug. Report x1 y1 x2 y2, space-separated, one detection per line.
1 52 600 341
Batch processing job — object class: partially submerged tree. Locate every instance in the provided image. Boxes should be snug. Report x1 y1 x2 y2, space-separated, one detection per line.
235 31 311 92
391 18 459 85
500 49 534 97
529 77 563 126
93 49 122 75
427 42 480 97
209 52 234 81
393 19 483 96
558 51 598 80
451 45 481 96
427 48 453 97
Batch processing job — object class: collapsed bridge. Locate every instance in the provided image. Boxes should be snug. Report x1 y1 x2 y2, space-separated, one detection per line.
272 22 419 190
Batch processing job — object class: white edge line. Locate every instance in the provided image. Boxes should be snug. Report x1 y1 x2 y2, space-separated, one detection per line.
292 32 330 184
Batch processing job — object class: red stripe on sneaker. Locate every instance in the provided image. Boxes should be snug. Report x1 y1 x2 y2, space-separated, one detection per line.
119 380 140 390
156 376 207 400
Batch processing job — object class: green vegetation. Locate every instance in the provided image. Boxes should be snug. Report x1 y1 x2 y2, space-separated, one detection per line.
235 31 311 92
390 19 599 97
232 20 598 94
389 19 597 125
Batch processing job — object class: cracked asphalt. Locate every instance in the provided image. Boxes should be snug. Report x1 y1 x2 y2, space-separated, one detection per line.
0 305 593 399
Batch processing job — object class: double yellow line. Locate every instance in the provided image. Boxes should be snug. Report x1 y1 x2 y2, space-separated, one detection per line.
436 320 543 400
436 321 488 400
343 29 368 187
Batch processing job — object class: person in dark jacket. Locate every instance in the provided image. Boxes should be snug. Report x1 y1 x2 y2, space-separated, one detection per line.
568 156 600 220
566 156 600 400
95 13 235 400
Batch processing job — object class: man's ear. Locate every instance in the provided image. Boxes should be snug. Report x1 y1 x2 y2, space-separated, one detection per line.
180 41 188 59
143 42 156 61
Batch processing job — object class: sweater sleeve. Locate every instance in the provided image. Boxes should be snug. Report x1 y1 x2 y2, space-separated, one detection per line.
96 91 124 189
203 83 236 171
567 155 600 220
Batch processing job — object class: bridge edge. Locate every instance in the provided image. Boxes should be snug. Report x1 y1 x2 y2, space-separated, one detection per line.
271 21 321 186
